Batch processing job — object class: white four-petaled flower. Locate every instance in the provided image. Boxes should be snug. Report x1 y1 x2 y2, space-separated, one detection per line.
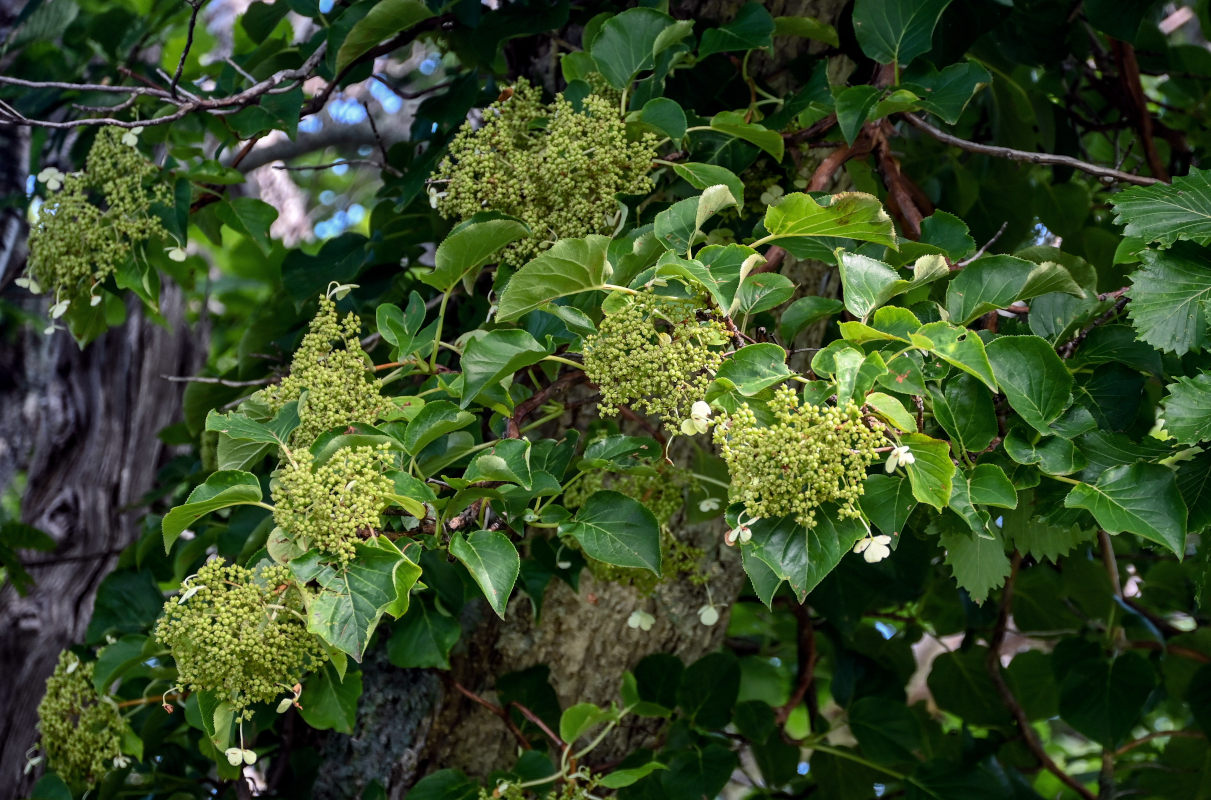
698 605 720 626
121 126 144 147
37 167 64 191
627 610 655 631
680 400 713 436
853 534 892 563
884 445 914 473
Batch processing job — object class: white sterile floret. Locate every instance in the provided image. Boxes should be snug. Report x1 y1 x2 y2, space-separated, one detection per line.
698 605 720 626
112 754 131 768
627 610 655 631
884 445 915 473
853 534 893 564
698 497 721 513
120 126 144 147
166 246 187 262
37 167 65 191
225 748 244 767
681 400 713 436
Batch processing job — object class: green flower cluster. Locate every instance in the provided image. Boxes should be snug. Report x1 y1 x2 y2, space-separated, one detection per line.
155 559 326 719
26 127 170 309
257 296 386 445
272 444 395 564
431 79 657 266
714 385 885 527
582 292 728 430
36 651 126 785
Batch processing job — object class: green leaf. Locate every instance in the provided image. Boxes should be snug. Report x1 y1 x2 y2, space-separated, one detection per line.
902 432 955 511
940 525 1011 603
713 343 792 396
404 770 480 800
1162 372 1211 444
402 401 476 454
205 396 300 452
902 61 992 124
299 663 362 734
579 435 661 471
559 702 615 745
741 546 784 609
747 513 868 602
386 596 460 669
1124 243 1211 355
677 652 740 728
599 762 668 789
852 0 953 68
1064 463 1188 555
496 235 613 322
463 438 533 489
215 197 278 255
422 213 530 293
698 2 774 58
449 530 519 619
760 192 897 251
861 473 916 536
1110 167 1211 247
732 273 794 315
709 110 785 161
162 471 263 552
1004 427 1085 475
459 329 549 408
927 647 1010 727
910 321 997 391
779 295 843 342
590 7 674 89
335 0 433 74
946 256 1084 325
986 336 1073 435
654 185 739 253
865 391 916 432
930 374 996 453
376 292 427 360
848 696 921 764
835 85 880 145
670 162 744 207
1057 647 1156 747
967 464 1017 508
641 97 687 140
561 490 662 575
838 251 947 320
774 15 839 47
290 541 423 660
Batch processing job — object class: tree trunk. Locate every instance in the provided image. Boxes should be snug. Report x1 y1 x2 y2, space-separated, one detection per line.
0 288 200 798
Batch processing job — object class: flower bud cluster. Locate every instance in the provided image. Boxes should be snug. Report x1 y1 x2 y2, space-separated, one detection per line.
154 560 326 719
714 385 884 527
26 127 171 309
431 79 657 266
272 444 395 564
582 292 728 430
257 296 386 445
36 651 126 785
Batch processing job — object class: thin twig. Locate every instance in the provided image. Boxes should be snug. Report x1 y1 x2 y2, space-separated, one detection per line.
171 0 205 99
1115 730 1204 757
447 679 532 751
372 74 453 101
0 42 328 129
776 604 817 727
506 370 585 438
903 113 1161 186
160 374 272 387
955 221 1008 268
273 158 401 177
987 553 1098 800
509 701 568 754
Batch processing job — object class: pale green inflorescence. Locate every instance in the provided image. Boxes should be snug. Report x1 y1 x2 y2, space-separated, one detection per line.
36 651 126 785
27 127 171 309
154 559 327 720
256 295 386 446
431 78 658 267
582 291 728 431
272 444 395 564
714 385 885 527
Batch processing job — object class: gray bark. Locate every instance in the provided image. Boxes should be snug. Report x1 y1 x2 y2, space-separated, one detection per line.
0 282 200 799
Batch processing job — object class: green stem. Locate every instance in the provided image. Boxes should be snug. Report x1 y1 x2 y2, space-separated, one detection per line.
253 501 276 513
543 355 584 370
1049 474 1082 486
808 742 910 783
601 283 641 295
429 291 452 373
520 407 565 434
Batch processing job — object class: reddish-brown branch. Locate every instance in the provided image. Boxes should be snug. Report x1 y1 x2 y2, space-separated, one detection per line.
448 679 532 751
509 701 568 754
1111 40 1169 181
506 369 585 438
987 553 1098 800
776 603 817 727
874 120 930 239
